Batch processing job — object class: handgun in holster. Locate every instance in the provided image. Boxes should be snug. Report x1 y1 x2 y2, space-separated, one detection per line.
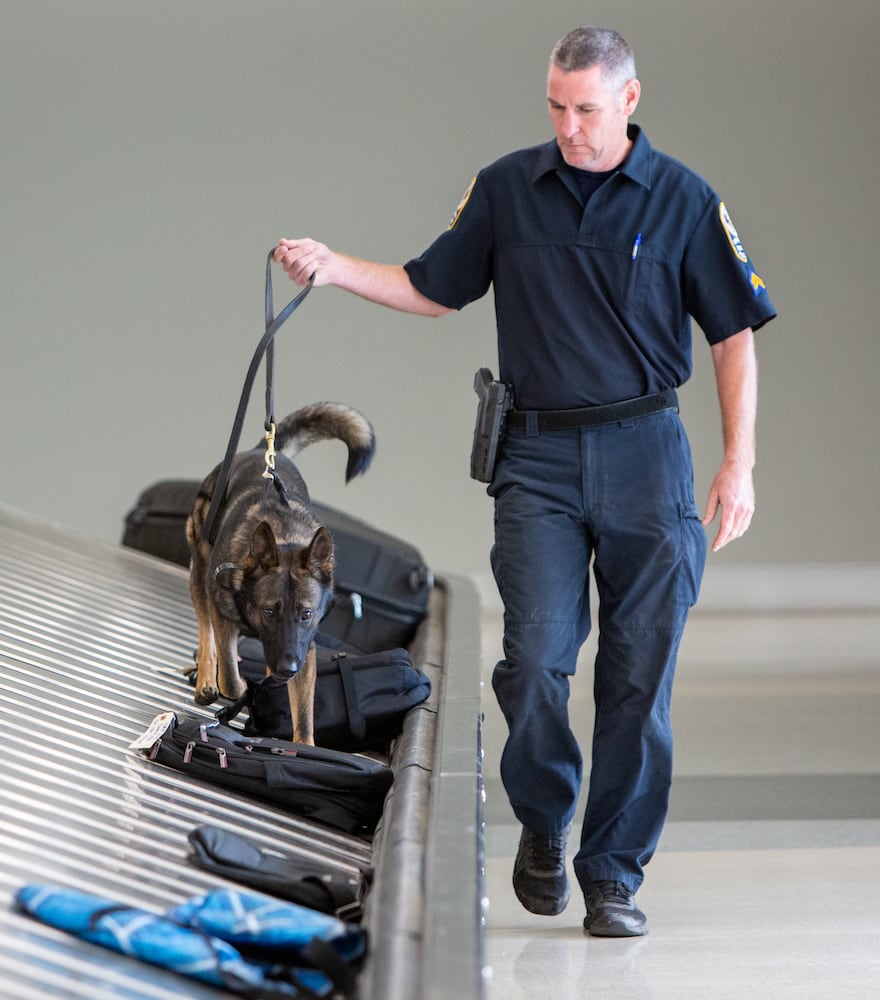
470 368 512 483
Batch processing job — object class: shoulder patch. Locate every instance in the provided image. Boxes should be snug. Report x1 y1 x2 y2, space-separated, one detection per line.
719 201 749 263
449 176 477 230
748 267 767 297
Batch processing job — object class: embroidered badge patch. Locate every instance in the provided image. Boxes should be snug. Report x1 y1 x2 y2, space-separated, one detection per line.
748 268 767 297
719 202 749 263
449 176 476 230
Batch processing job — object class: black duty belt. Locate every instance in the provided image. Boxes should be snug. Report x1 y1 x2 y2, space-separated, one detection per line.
506 389 678 432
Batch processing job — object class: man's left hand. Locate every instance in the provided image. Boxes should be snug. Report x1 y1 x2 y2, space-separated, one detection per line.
702 461 755 552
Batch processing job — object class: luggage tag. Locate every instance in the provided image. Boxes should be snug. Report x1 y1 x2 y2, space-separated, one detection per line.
129 711 177 750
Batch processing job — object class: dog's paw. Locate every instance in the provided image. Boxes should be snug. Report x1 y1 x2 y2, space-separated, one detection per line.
194 685 220 706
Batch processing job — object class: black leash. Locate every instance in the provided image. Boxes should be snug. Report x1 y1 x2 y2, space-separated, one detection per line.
201 251 315 545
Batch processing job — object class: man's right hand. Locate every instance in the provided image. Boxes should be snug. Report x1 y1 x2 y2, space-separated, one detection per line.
273 237 333 286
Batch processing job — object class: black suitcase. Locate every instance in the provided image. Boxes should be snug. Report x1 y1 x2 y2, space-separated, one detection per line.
121 481 433 651
310 502 433 652
136 712 393 835
121 479 196 567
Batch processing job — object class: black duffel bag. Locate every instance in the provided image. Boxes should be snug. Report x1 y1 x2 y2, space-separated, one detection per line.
229 636 432 752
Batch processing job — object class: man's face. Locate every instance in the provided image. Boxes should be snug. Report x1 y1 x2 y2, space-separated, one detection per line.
547 63 640 172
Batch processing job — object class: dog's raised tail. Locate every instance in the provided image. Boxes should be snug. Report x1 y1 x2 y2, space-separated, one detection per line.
272 402 375 482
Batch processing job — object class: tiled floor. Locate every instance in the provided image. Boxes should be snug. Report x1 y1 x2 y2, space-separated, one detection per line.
479 603 880 1000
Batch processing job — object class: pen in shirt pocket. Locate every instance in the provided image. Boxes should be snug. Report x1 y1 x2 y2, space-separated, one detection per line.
626 233 642 303
631 232 642 261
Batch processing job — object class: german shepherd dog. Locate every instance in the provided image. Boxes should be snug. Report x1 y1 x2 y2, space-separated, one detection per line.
186 402 375 744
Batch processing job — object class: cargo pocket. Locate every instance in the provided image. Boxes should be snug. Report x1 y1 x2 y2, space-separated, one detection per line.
676 505 708 607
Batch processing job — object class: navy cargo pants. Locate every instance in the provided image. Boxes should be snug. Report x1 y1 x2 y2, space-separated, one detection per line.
488 408 707 893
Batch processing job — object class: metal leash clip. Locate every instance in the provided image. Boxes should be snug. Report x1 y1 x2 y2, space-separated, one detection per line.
262 422 277 480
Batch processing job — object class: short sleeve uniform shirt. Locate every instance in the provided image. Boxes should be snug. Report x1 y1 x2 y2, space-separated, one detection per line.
404 125 776 410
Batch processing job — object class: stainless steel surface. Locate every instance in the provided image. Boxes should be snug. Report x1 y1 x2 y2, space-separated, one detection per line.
420 575 487 1000
360 578 486 1000
0 504 485 999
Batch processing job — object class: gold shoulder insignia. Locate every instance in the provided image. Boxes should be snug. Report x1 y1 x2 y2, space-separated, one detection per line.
449 176 477 230
749 269 767 296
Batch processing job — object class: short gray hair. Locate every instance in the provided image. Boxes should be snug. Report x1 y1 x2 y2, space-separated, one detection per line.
550 26 636 92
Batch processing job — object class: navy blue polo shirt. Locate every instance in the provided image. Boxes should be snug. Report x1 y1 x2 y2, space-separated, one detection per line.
404 125 776 409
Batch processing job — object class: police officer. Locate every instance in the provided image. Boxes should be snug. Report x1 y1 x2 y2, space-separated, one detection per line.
274 26 776 937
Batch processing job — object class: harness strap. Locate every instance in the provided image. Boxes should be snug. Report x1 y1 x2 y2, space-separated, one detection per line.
201 252 314 545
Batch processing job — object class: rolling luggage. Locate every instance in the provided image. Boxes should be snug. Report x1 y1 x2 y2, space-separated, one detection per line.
121 480 433 651
121 478 195 567
309 501 433 652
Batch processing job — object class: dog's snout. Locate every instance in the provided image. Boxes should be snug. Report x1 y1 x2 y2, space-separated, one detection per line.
271 660 300 681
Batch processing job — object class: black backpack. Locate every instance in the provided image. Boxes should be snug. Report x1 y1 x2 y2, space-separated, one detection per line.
138 713 392 835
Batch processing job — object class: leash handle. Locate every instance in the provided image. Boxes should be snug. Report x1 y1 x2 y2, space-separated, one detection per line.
264 252 276 432
201 252 315 545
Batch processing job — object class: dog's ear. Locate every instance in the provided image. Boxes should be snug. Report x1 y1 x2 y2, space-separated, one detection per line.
244 521 280 575
304 526 334 582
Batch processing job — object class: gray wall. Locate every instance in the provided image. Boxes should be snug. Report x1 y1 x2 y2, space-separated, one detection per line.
3 1 878 585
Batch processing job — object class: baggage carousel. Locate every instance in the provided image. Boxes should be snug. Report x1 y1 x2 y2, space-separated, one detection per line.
0 504 486 999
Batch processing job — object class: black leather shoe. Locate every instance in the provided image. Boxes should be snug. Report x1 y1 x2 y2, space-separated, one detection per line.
512 825 571 915
583 880 648 937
